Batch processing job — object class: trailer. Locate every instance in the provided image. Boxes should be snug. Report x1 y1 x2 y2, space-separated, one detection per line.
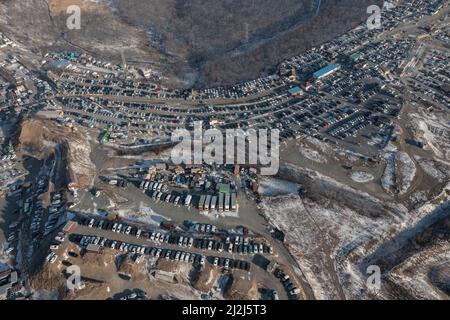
224 194 230 212
185 194 192 207
231 193 237 211
218 193 224 212
205 195 212 211
210 196 217 210
199 195 206 211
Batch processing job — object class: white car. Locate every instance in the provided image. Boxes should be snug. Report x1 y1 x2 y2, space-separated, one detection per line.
175 251 181 260
5 247 14 254
200 255 205 265
46 252 54 262
188 238 194 248
125 226 132 235
180 252 186 261
50 245 59 250
55 236 65 242
88 219 95 228
150 232 156 240
155 248 162 257
50 254 58 264
289 288 300 296
213 257 219 266
273 291 279 300
136 229 142 239
178 236 184 246
110 241 117 249
112 223 118 232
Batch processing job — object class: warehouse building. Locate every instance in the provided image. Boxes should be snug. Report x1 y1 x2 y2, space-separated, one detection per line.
313 63 340 79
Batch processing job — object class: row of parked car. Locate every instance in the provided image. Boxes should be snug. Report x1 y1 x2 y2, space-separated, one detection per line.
71 234 206 267
274 268 300 300
44 192 65 236
83 217 144 239
193 237 273 255
191 223 218 234
211 256 251 271
80 216 273 258
146 189 184 206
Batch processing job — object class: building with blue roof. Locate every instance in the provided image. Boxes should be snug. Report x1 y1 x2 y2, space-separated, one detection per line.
313 63 340 79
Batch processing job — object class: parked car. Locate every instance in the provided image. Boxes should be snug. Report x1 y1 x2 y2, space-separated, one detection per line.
273 290 279 300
